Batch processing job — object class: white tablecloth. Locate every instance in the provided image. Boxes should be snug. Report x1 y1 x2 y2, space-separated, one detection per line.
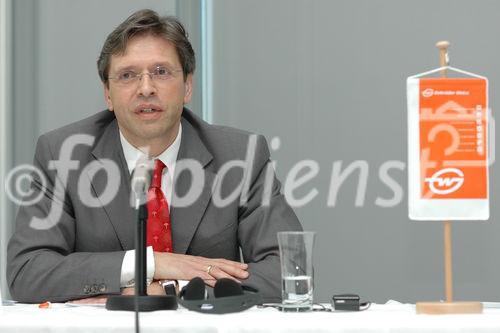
1 301 500 333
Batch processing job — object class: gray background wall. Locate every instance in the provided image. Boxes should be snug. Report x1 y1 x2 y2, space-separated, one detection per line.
210 0 500 303
1 0 499 303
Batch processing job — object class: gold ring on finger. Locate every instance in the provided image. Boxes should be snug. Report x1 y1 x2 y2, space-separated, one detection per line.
206 265 213 274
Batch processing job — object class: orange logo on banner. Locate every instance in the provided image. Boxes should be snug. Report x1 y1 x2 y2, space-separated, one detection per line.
419 78 487 199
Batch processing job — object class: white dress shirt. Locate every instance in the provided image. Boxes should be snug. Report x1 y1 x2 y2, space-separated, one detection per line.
119 124 182 287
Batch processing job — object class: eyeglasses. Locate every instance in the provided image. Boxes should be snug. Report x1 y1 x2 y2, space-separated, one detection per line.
108 66 183 86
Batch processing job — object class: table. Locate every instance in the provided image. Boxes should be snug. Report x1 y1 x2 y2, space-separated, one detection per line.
1 301 500 333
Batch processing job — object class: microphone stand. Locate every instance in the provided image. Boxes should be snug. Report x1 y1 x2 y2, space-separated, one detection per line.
106 174 177 312
135 196 148 297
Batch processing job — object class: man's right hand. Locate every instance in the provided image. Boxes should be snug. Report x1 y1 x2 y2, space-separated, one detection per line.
153 252 249 287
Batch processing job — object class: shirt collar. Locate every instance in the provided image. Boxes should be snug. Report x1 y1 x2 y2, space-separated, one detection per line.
120 123 182 175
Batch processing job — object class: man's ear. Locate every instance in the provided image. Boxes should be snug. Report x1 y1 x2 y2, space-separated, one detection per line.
183 74 193 105
103 83 114 111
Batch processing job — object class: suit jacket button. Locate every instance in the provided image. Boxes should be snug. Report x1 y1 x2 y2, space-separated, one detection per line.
91 284 98 293
83 285 91 294
99 284 106 292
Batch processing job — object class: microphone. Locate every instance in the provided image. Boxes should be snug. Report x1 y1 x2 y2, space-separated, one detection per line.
130 156 153 208
106 155 177 314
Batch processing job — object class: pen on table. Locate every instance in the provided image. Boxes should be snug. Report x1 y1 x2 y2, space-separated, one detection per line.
38 301 51 308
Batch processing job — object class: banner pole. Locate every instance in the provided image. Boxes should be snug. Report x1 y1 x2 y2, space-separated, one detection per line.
436 41 450 76
435 40 454 303
443 221 453 302
415 41 482 314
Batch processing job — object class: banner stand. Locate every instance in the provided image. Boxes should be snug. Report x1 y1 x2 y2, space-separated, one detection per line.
415 41 483 315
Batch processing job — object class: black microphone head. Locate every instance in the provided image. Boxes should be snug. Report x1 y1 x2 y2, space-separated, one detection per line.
181 277 206 300
214 278 244 298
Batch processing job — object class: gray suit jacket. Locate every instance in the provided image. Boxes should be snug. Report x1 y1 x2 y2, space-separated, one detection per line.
7 109 302 303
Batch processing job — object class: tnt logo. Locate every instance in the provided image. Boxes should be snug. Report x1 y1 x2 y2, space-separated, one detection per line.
424 168 464 195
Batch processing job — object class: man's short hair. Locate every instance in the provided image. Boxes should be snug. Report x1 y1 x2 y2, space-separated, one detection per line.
97 9 195 84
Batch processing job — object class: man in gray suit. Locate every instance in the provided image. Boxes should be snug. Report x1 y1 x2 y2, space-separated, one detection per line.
7 9 302 303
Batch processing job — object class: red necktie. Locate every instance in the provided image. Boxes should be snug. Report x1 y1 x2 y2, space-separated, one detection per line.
146 159 173 252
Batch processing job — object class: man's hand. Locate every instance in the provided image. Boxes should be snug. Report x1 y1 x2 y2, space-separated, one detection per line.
121 281 165 296
153 252 249 287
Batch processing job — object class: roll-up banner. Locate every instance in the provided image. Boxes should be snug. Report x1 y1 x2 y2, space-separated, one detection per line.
407 67 489 220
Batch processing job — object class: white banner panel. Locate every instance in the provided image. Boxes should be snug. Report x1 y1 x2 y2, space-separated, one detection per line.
407 70 489 220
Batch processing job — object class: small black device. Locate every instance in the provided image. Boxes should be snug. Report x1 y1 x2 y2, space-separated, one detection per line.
177 277 262 314
160 280 179 296
331 294 371 311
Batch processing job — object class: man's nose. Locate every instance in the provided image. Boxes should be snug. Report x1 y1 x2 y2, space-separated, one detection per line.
137 73 157 97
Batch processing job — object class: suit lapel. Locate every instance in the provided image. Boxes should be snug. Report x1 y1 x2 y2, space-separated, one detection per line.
89 119 135 250
170 117 215 254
